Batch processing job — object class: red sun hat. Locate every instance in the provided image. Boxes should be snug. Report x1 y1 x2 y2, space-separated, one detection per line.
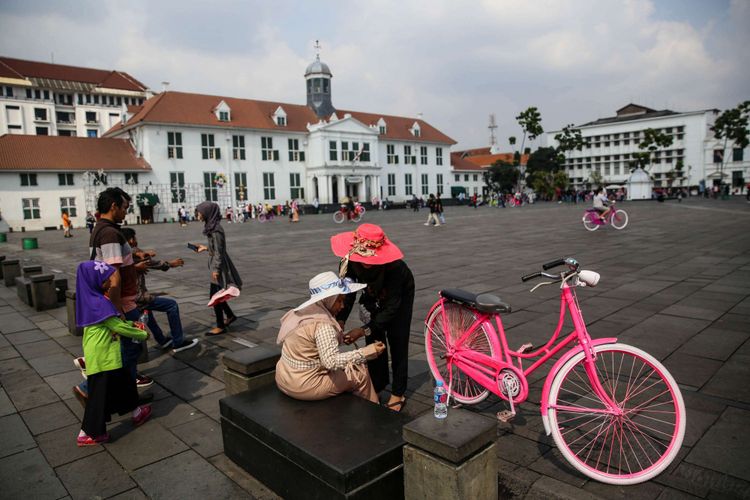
331 223 404 266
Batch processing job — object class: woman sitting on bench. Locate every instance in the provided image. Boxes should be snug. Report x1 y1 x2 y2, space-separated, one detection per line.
275 271 385 403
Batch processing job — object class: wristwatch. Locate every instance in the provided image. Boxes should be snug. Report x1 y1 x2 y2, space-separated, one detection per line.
363 326 371 337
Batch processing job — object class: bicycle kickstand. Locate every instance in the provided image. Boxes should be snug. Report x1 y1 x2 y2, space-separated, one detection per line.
496 378 517 423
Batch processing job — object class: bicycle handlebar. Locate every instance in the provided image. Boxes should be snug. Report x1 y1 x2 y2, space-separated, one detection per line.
542 258 566 270
521 272 541 282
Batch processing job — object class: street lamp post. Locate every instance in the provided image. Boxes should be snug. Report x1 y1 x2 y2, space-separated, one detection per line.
225 135 235 221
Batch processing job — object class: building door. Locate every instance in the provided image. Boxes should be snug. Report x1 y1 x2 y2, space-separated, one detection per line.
331 176 338 203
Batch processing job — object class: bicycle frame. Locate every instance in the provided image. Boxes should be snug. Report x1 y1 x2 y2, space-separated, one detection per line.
428 280 620 428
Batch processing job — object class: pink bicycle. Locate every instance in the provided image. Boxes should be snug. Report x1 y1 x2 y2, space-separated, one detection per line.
424 258 685 484
582 203 628 231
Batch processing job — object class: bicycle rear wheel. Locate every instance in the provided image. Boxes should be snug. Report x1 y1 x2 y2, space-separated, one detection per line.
352 211 363 223
333 211 345 224
547 343 685 485
611 209 629 230
424 302 492 404
582 213 599 231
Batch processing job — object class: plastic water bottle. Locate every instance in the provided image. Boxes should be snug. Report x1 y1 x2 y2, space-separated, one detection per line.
434 380 448 419
132 310 148 344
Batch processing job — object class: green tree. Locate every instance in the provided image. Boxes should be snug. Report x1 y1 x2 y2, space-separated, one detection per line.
629 128 673 172
525 147 561 183
527 170 570 200
675 159 684 186
553 124 588 163
515 107 544 158
483 160 520 194
589 170 603 189
711 101 750 189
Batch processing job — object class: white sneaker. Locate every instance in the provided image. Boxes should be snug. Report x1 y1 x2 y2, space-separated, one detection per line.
423 223 430 226
158 338 173 350
173 338 199 353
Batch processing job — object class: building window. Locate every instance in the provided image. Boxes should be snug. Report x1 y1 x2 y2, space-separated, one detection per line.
404 145 416 164
232 135 246 160
341 141 351 161
329 141 338 161
420 146 428 165
360 143 371 162
464 174 469 181
57 111 73 123
713 149 724 164
437 174 443 195
34 108 48 121
733 148 744 162
85 111 97 124
93 172 108 185
26 88 32 99
87 130 98 138
387 173 396 196
379 125 386 134
34 89 41 99
290 173 304 199
170 172 186 203
218 111 230 121
276 116 286 126
167 132 183 159
473 174 478 181
60 197 77 217
387 144 399 164
22 198 40 220
732 170 744 187
202 134 220 160
36 127 49 136
235 172 248 201
404 174 413 195
58 173 74 186
125 173 139 185
203 172 218 201
20 173 38 186
454 174 460 182
4 86 12 97
263 172 275 200
261 137 278 161
288 138 305 162
421 173 429 195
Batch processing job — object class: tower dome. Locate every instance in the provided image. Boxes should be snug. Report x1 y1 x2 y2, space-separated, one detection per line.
305 41 335 118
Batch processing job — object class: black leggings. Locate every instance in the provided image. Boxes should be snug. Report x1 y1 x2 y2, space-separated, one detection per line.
365 300 414 397
210 283 235 328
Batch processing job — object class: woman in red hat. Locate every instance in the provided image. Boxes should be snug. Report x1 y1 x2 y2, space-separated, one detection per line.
331 223 415 412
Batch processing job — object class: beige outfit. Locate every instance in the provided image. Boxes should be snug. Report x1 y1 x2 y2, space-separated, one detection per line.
275 307 379 403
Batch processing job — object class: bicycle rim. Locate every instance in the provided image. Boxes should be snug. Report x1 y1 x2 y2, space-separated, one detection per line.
547 344 685 484
583 215 599 231
611 210 628 230
333 212 344 223
424 302 492 404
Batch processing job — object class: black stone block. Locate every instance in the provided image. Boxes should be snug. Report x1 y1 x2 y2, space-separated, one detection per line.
15 276 33 305
220 384 411 499
403 408 496 464
221 345 280 376
54 276 68 304
22 265 43 277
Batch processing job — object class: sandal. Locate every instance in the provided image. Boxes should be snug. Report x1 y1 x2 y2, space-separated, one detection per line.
224 316 238 327
205 327 226 336
383 397 407 412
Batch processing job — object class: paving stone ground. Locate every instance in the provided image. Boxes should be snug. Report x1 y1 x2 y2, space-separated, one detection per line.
1 197 750 499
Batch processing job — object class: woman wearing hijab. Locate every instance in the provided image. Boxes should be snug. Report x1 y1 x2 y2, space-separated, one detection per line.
275 271 385 403
331 223 415 412
193 201 242 336
75 260 151 446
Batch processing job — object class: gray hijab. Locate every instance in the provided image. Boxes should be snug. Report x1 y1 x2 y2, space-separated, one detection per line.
195 201 223 235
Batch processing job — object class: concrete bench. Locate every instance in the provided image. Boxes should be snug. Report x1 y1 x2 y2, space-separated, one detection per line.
15 276 33 305
22 264 43 277
65 290 83 336
221 346 281 395
31 274 58 311
221 384 411 500
2 259 21 286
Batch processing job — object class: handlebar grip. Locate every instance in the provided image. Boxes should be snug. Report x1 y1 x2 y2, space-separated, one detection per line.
542 258 566 270
521 272 541 282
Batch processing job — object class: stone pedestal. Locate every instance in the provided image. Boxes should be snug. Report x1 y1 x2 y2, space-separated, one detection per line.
222 345 281 395
403 409 497 500
65 290 83 336
15 276 33 305
0 255 5 279
31 274 57 311
22 264 43 277
2 259 21 286
54 276 68 304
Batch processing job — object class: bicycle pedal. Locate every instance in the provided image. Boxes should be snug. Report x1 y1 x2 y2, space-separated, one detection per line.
451 403 463 409
517 343 534 354
496 410 516 423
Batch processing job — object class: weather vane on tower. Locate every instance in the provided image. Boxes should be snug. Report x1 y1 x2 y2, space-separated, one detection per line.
314 39 321 60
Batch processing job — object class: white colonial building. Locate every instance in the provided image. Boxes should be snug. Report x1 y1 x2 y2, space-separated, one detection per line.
546 104 721 191
0 56 148 138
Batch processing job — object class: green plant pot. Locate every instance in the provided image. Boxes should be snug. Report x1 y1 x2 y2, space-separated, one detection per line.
22 237 38 250
0 233 6 243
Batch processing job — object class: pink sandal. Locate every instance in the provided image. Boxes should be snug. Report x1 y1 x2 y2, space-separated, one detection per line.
132 405 152 427
77 433 110 447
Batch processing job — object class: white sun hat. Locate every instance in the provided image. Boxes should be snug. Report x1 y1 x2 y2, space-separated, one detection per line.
293 271 366 311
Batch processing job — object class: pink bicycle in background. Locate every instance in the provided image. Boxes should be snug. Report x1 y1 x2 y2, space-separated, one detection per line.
582 202 629 231
424 257 685 484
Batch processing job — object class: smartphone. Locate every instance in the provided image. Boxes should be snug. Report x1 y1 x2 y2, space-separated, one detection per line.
187 243 199 252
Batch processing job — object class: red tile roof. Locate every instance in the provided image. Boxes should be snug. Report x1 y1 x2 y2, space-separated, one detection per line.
464 152 528 167
450 152 484 171
106 91 455 144
0 56 146 91
0 135 150 171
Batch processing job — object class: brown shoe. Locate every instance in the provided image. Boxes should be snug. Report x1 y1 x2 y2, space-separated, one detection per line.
72 385 88 408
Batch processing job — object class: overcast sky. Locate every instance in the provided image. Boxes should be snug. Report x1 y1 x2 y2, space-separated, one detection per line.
1 0 748 150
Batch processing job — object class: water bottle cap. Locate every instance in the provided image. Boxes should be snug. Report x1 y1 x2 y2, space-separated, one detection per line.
436 380 443 387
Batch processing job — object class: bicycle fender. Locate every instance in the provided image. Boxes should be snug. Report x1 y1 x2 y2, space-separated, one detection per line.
540 337 618 436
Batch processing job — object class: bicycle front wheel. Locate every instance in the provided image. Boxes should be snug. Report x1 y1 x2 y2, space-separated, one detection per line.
352 211 363 223
547 343 685 485
611 209 629 230
582 214 599 231
333 211 345 224
424 302 493 405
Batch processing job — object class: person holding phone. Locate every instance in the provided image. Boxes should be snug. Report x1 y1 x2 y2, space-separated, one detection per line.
275 271 384 403
192 201 242 336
